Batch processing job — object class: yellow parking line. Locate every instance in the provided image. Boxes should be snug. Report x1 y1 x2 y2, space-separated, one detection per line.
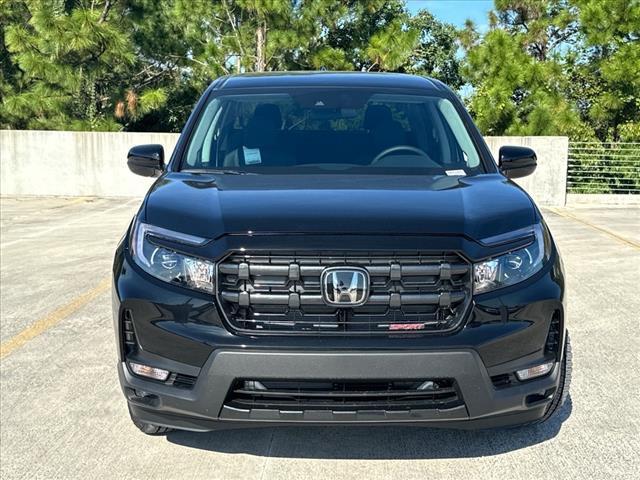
547 207 640 250
0 277 111 360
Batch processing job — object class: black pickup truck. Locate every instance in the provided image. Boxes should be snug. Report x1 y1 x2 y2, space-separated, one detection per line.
113 72 571 434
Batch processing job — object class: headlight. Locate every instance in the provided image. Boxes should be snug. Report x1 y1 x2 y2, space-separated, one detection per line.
473 224 550 294
130 221 214 293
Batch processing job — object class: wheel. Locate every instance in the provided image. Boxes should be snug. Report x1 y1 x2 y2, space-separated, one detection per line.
128 404 174 435
529 332 573 425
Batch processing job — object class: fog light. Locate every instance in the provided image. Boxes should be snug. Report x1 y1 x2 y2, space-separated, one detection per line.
129 362 170 381
515 362 554 381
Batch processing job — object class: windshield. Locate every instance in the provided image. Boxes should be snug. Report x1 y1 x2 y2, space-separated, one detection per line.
182 89 484 175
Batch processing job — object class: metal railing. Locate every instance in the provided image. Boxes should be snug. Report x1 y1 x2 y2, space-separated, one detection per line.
567 142 640 194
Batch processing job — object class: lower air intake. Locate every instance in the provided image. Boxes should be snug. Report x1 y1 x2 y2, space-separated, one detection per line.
224 379 463 412
545 311 562 357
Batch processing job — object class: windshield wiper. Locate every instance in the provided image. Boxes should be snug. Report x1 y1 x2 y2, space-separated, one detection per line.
182 168 257 175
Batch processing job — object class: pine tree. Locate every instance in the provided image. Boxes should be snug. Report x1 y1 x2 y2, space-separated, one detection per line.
461 1 587 138
461 0 640 141
1 0 464 132
407 10 463 88
1 0 169 130
571 0 640 141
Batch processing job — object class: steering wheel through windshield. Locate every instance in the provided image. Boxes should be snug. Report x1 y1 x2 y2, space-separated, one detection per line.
371 145 431 165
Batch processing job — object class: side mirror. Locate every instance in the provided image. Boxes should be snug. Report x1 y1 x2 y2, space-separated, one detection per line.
498 146 537 179
127 144 164 177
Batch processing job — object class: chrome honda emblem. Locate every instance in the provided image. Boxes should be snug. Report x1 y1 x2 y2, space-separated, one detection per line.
321 267 369 306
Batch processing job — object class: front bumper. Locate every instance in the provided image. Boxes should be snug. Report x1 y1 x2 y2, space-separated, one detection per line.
120 347 561 431
114 230 565 430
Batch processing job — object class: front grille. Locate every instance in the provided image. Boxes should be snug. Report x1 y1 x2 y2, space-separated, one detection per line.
225 379 463 412
217 251 472 335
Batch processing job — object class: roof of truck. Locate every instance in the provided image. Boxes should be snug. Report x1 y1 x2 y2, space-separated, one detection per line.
213 71 448 92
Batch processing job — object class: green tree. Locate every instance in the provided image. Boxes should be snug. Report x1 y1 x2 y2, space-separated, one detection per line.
461 0 639 141
1 0 169 130
317 0 411 71
570 0 640 141
168 0 418 74
492 0 579 61
1 0 464 132
406 10 462 88
124 0 436 129
461 0 589 137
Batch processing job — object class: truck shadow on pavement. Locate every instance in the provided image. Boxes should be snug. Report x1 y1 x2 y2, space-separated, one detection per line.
167 396 572 459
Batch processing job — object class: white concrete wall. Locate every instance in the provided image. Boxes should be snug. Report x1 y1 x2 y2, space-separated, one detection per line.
567 193 640 206
1 130 568 205
484 136 568 207
0 130 178 197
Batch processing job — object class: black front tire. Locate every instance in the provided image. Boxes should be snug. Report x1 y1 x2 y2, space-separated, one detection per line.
128 405 174 435
530 332 573 425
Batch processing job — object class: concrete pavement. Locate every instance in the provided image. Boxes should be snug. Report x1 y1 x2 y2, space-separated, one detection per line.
1 197 638 479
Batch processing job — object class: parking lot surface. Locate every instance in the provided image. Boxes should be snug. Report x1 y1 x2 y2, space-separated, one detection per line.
1 197 639 479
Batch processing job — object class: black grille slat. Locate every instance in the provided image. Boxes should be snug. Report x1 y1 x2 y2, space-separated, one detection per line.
122 309 136 351
220 263 469 277
229 397 453 411
232 387 458 398
545 312 562 357
220 292 466 306
217 251 472 335
225 379 463 412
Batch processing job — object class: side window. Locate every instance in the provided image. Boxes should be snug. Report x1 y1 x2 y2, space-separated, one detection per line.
185 99 221 167
437 99 480 168
200 107 224 165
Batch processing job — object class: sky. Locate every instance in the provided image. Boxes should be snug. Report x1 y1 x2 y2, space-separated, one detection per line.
406 0 494 31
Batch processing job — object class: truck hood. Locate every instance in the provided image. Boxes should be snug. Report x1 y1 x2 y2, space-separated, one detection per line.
144 173 536 244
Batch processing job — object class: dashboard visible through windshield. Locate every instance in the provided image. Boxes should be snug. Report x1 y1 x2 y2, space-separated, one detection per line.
182 89 485 175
